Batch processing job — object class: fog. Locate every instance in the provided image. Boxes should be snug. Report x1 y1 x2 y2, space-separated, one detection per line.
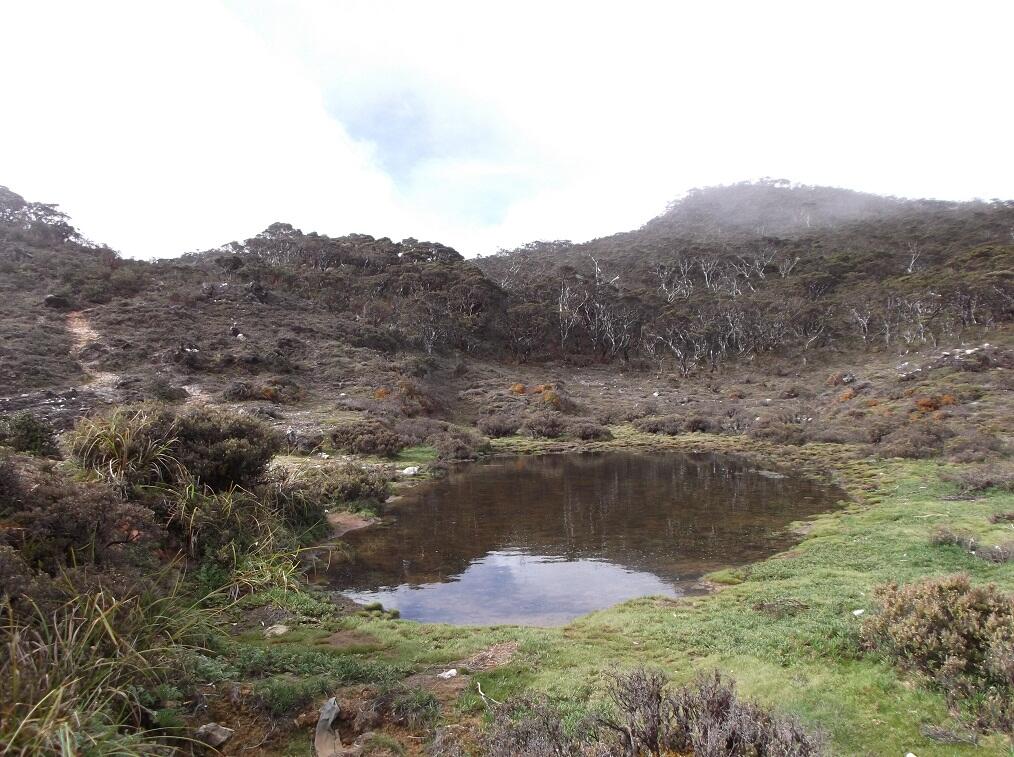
1 0 1012 258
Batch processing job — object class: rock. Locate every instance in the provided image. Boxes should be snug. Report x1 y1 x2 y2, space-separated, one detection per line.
195 722 234 747
400 466 420 476
288 427 325 454
314 697 343 757
44 294 71 309
852 609 865 617
264 623 289 638
437 668 458 679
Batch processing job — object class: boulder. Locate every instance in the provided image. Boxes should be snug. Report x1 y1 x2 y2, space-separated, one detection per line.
195 722 234 747
314 697 343 757
43 294 71 309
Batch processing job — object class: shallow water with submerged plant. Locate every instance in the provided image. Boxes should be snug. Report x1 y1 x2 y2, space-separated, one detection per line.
319 450 846 625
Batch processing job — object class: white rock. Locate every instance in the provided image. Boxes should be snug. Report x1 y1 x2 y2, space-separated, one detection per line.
852 609 865 617
437 668 458 679
195 723 234 747
264 623 289 638
400 466 420 476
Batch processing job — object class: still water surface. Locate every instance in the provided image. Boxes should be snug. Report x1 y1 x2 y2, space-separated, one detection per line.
322 451 843 625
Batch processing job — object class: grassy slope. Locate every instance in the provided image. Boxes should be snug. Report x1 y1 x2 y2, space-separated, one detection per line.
246 431 1013 755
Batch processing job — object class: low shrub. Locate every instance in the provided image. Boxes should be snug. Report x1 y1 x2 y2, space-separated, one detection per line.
282 462 389 510
0 452 19 504
946 430 1008 463
172 406 281 490
941 464 1014 495
877 420 953 459
568 421 613 441
522 412 565 439
481 668 825 756
477 414 522 438
222 378 304 404
331 420 405 457
431 428 489 461
684 415 720 433
0 545 33 604
862 574 1014 728
633 415 682 435
3 463 155 570
929 527 977 551
749 421 806 446
0 412 57 456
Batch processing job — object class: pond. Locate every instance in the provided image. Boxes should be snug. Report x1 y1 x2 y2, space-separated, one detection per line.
319 451 845 626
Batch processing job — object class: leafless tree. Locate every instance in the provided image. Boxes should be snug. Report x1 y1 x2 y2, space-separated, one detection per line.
905 242 922 274
776 254 800 278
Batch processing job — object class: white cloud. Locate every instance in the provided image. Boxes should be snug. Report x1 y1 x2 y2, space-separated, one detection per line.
1 0 1012 258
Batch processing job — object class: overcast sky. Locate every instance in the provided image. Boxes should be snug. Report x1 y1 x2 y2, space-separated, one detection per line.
2 1 1012 259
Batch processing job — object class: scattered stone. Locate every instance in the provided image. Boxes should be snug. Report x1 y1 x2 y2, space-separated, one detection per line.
195 722 234 747
264 623 290 638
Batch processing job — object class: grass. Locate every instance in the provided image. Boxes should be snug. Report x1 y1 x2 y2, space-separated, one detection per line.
393 444 438 465
0 585 217 756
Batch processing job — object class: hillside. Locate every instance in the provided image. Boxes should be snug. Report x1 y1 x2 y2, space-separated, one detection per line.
2 181 1013 755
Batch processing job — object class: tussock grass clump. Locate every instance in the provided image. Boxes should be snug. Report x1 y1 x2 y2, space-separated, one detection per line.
862 574 1014 731
67 408 180 491
0 586 214 756
162 480 283 561
357 685 440 731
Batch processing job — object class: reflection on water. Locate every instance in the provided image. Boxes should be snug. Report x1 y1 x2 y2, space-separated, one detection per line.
320 451 843 625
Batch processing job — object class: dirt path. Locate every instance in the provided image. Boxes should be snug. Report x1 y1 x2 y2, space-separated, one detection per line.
66 310 120 398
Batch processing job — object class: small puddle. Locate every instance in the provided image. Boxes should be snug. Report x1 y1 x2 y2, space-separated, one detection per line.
317 451 844 625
